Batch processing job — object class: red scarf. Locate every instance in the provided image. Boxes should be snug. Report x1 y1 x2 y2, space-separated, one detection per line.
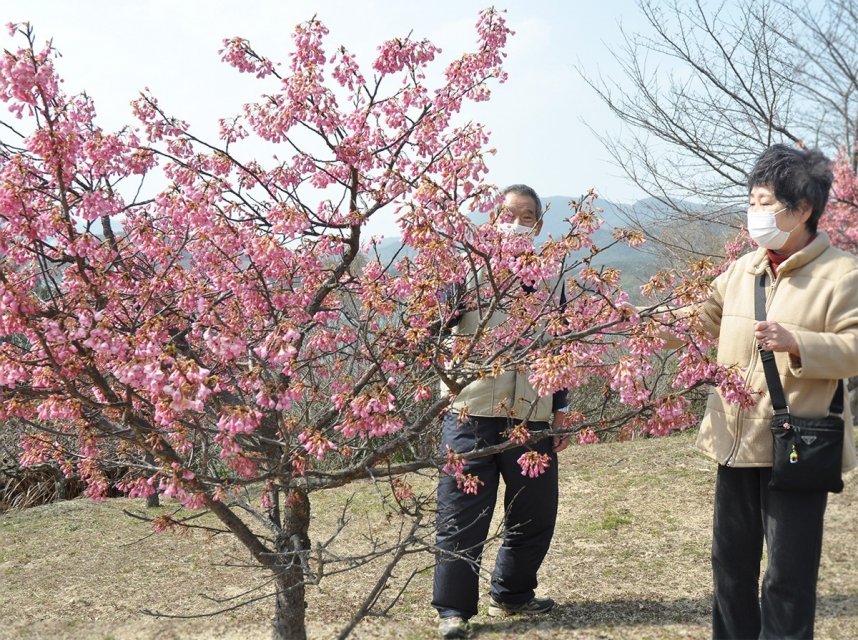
766 233 817 277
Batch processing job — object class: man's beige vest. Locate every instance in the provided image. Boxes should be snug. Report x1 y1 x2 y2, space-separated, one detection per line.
443 274 563 423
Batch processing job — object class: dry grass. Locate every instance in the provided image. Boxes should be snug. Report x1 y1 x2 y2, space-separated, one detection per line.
1 431 857 640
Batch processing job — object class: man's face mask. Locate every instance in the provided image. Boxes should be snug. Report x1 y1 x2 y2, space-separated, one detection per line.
495 193 542 239
496 222 535 236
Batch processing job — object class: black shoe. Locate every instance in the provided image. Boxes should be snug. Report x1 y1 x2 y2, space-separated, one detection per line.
487 595 555 617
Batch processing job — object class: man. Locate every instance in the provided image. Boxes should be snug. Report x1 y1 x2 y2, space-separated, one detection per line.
433 184 570 639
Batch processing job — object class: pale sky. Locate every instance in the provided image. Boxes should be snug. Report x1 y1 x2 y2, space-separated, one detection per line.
3 0 647 234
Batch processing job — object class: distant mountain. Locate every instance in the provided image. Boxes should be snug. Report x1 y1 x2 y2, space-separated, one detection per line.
364 196 687 301
542 195 628 228
364 236 416 266
540 196 658 295
454 195 630 243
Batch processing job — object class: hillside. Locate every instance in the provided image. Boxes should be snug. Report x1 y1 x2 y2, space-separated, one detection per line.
2 431 856 639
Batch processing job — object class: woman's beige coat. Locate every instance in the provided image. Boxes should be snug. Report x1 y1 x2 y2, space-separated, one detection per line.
695 232 858 471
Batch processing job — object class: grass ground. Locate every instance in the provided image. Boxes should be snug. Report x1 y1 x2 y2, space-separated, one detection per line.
2 431 857 639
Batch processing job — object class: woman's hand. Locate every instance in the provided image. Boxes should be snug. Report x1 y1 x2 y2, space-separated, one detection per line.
754 320 800 358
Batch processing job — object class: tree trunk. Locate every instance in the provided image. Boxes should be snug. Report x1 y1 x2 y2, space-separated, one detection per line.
145 452 160 507
271 487 311 640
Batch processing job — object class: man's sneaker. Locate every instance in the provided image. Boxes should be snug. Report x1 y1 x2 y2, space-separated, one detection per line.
487 595 556 617
437 615 470 639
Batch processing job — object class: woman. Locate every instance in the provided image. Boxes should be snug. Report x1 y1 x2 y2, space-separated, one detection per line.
692 144 858 639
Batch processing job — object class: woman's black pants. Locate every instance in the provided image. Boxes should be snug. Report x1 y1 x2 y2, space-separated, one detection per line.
712 465 828 639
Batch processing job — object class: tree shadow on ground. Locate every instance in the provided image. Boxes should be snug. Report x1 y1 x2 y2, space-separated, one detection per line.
817 593 858 617
471 593 858 636
473 597 708 636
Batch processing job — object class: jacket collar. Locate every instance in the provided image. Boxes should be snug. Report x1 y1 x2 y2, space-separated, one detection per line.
749 231 831 276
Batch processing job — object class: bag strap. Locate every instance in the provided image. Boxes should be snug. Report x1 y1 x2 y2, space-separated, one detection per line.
754 273 844 416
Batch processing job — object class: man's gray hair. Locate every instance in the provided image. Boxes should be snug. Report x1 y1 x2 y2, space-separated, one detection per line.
501 184 542 220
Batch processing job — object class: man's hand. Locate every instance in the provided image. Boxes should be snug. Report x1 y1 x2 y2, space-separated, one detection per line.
552 410 571 453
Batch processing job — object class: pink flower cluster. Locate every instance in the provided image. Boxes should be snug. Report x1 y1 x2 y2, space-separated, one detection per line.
373 37 440 75
610 356 654 407
298 429 338 460
154 464 206 510
442 447 466 476
391 477 415 503
117 476 157 500
645 395 696 437
576 428 600 445
517 451 552 478
18 434 62 468
335 388 403 438
455 473 484 495
219 36 275 78
217 407 263 436
506 423 530 445
822 150 858 254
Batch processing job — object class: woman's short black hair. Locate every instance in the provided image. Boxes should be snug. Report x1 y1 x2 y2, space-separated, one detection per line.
746 144 833 233
502 184 543 220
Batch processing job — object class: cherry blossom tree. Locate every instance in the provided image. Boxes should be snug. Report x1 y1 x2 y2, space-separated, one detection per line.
822 149 858 254
0 14 751 640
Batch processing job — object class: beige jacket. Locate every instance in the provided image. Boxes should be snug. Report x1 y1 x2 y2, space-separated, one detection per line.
695 232 858 470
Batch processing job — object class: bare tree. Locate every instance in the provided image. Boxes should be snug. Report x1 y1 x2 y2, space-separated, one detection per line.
775 0 858 168
580 0 858 261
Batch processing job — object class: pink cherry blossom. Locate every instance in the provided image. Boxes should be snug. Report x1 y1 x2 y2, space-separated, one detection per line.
517 451 552 478
455 473 484 495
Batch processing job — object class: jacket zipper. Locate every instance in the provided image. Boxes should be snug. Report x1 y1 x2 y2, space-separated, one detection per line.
725 268 777 466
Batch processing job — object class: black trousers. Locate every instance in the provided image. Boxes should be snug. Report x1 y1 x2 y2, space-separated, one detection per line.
712 465 828 640
432 413 558 619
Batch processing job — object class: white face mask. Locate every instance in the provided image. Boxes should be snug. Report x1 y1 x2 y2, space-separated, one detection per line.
496 222 534 236
746 206 796 250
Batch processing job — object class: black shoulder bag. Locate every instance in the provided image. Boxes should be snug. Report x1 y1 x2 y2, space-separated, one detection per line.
755 273 844 493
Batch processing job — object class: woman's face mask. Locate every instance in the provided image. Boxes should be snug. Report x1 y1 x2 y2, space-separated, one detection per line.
746 206 797 250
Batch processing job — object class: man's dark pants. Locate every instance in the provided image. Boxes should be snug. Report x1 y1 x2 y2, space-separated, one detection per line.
712 465 828 639
432 412 558 619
